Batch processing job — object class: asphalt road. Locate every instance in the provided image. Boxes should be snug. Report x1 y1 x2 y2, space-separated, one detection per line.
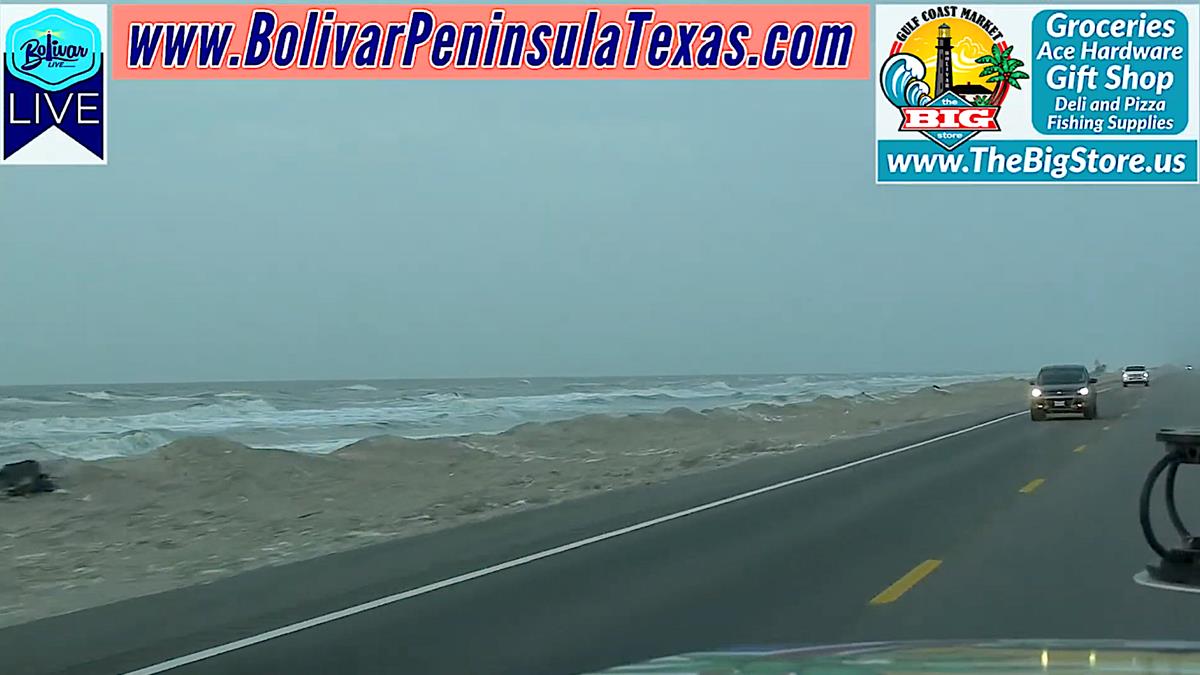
4 372 1198 675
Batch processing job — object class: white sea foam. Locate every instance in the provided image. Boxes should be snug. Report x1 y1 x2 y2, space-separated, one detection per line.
0 397 72 408
56 430 176 460
272 438 366 454
67 390 120 402
0 373 1024 461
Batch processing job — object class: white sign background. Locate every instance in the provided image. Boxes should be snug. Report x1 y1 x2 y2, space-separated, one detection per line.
874 3 1200 185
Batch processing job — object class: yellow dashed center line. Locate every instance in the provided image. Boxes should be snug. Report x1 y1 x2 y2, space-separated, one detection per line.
1074 444 1087 453
869 559 942 605
1020 478 1046 494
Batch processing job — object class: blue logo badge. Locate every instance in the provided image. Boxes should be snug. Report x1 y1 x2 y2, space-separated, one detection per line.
6 8 101 92
3 6 106 163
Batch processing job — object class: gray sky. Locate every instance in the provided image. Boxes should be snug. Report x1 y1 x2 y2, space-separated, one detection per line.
2 49 1198 384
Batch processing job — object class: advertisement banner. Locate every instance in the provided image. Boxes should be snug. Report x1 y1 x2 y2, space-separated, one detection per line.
875 4 1199 184
111 4 870 80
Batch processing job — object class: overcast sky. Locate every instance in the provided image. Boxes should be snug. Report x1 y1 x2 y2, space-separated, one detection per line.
2 23 1198 384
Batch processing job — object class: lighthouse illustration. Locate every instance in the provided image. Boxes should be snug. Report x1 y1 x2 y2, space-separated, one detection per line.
879 12 1029 151
934 23 953 98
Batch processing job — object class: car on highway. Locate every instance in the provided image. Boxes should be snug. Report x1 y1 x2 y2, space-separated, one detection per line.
1030 364 1098 421
1122 365 1150 387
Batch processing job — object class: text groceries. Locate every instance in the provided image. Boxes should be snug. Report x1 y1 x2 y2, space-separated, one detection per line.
1033 9 1190 136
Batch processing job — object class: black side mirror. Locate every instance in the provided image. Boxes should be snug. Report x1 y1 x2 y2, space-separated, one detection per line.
1089 377 1098 384
1028 380 1036 386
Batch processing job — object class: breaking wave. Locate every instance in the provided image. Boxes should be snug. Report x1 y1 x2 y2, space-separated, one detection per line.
1 373 1022 461
67 390 122 402
0 397 72 409
881 53 933 108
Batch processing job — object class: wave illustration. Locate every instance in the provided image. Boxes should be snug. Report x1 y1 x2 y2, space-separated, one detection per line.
881 53 932 108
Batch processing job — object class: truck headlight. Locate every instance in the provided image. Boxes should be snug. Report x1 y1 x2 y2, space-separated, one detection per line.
1078 387 1090 395
1031 388 1042 398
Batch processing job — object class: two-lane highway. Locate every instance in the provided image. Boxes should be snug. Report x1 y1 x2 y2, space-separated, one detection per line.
3 372 1195 675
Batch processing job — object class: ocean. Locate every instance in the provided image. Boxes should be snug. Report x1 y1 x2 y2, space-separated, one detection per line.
0 372 1019 462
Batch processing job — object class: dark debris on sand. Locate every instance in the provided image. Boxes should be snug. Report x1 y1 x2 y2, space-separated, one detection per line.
0 459 56 497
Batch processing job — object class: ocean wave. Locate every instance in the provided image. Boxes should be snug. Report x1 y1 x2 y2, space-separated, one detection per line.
52 430 175 460
67 390 121 402
433 383 742 411
338 384 380 392
26 390 213 405
0 397 72 409
66 389 211 403
1 373 1025 462
421 392 466 402
0 441 49 458
273 438 366 454
606 381 742 400
1 399 281 438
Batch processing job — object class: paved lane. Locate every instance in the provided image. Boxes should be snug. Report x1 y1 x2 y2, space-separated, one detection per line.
4 373 1193 675
847 374 1198 643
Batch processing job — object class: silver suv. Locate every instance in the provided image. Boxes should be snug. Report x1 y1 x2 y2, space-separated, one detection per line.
1122 365 1150 387
1030 364 1098 421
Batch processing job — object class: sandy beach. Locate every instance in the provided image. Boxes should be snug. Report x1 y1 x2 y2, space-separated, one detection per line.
0 377 1035 627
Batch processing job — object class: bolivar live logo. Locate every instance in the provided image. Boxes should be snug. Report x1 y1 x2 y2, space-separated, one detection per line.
2 5 107 165
880 7 1028 150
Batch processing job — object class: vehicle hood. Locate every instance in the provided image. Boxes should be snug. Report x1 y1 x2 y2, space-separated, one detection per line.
586 639 1200 674
1036 381 1087 390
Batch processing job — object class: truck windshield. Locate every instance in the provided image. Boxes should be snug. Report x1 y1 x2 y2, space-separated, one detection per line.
1039 368 1086 385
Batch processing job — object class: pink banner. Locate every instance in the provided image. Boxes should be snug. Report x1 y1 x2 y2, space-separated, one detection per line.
112 4 870 79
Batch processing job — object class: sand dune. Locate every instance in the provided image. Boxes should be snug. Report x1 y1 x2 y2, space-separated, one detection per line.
0 377 1034 627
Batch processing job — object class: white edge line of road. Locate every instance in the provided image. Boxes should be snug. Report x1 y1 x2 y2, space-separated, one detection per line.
122 406 1046 675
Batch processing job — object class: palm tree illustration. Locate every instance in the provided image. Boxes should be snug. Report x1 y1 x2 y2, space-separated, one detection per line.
975 44 1029 106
